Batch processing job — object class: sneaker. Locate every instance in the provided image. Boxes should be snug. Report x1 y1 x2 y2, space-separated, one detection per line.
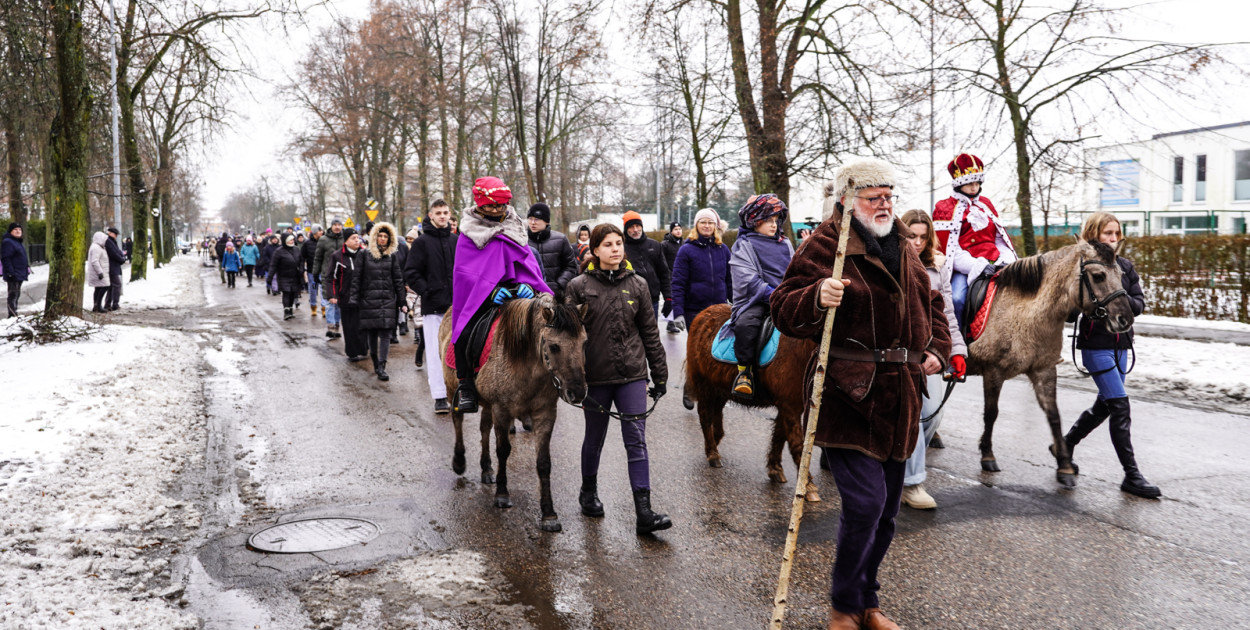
434 398 451 415
901 484 937 510
732 369 754 398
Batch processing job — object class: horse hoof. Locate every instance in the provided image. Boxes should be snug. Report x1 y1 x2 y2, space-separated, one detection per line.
767 471 786 484
452 454 466 475
981 459 1001 473
804 489 822 503
540 517 562 533
1057 471 1078 488
682 394 695 410
494 495 512 509
708 457 723 469
481 471 496 484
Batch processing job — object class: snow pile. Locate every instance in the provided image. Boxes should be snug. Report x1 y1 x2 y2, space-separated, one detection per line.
17 254 200 314
1135 313 1250 334
0 322 203 629
1060 334 1250 404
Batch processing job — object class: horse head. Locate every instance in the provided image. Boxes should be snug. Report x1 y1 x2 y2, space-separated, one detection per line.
533 293 589 405
1074 240 1134 333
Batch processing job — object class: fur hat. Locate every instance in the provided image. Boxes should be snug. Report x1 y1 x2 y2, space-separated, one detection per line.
622 211 643 231
948 153 985 187
527 202 551 223
823 158 898 220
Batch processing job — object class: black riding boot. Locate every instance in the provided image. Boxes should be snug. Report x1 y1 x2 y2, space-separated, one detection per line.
579 475 604 517
453 378 479 414
633 489 672 534
1058 397 1111 474
376 361 389 381
1106 397 1161 498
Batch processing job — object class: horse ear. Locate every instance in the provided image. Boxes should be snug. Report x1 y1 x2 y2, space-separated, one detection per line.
576 303 588 320
542 306 554 321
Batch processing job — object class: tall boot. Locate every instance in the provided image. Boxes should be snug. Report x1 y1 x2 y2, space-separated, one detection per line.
1055 397 1111 474
283 307 294 320
453 378 479 414
376 361 389 381
1106 397 1161 498
632 489 672 534
579 475 604 517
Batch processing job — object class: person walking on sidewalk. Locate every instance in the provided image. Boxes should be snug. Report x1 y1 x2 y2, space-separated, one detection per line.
105 227 126 311
898 209 966 510
1059 211 1160 499
671 208 732 408
661 222 683 334
315 219 346 336
214 232 229 284
526 202 579 301
350 222 406 381
325 229 367 360
87 231 112 312
240 236 259 287
302 225 324 316
2 223 30 318
269 234 304 319
621 211 672 320
565 223 672 535
405 200 456 413
221 241 242 288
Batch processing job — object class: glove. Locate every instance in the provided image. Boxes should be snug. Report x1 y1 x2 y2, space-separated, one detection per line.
648 382 667 399
950 355 967 379
674 319 686 332
979 263 998 279
98 273 104 280
515 283 536 299
491 286 514 305
661 300 673 317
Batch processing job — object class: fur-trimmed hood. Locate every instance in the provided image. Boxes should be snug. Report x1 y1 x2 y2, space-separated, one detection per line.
366 222 399 259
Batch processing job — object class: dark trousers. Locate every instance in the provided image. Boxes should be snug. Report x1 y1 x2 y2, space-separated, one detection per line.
366 329 392 363
227 272 237 288
733 302 769 366
341 306 367 358
581 380 651 491
281 289 296 308
108 274 122 309
6 279 22 317
92 286 110 309
455 304 496 380
243 265 254 284
826 447 905 614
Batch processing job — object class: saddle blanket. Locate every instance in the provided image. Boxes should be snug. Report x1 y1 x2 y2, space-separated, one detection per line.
967 279 998 343
444 318 500 374
711 321 781 367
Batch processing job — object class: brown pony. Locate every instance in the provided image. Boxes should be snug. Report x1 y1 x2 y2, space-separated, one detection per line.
439 293 589 532
684 304 821 502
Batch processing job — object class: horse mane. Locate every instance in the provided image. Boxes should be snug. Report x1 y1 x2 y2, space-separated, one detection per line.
996 253 1047 295
1088 240 1116 264
499 297 584 363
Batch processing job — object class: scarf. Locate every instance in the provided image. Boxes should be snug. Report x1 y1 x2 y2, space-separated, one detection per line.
851 217 901 279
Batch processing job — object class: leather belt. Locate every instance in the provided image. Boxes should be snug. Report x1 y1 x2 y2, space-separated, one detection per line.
827 346 922 364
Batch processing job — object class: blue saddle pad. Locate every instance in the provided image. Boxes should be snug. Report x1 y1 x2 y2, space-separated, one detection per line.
711 321 781 367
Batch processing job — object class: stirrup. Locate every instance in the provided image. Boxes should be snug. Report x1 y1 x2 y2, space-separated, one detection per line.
453 380 479 414
732 371 754 397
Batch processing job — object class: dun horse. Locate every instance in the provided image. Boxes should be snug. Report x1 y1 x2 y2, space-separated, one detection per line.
684 304 822 502
439 294 588 532
968 239 1134 486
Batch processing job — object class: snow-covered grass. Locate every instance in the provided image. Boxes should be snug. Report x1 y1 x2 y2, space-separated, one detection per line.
1135 313 1250 333
1059 334 1250 404
0 320 203 629
17 254 200 314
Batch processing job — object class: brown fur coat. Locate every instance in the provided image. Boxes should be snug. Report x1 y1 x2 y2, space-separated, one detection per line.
770 210 952 462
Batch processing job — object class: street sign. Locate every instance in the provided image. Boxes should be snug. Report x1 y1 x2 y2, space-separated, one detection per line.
344 218 355 228
366 197 379 210
294 217 302 224
365 209 379 221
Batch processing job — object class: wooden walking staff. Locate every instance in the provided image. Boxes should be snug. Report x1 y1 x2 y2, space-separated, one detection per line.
769 194 856 629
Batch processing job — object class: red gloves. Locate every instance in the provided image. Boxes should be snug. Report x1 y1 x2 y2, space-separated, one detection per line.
950 355 967 379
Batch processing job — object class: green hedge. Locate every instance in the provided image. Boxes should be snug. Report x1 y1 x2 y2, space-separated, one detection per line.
1122 234 1249 324
0 217 45 244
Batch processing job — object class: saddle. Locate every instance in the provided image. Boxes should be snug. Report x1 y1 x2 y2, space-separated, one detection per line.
962 272 999 344
711 317 782 367
444 305 501 374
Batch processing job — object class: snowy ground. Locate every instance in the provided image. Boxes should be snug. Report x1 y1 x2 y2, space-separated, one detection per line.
1059 333 1250 406
0 258 204 629
17 255 200 314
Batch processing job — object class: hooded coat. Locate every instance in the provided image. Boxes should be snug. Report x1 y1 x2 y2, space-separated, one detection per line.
623 232 671 304
221 247 242 273
769 209 951 462
214 233 229 260
450 206 551 342
565 261 668 387
661 232 682 271
87 232 111 287
240 242 259 266
349 222 406 330
404 216 456 315
729 230 794 326
671 235 732 320
268 239 304 292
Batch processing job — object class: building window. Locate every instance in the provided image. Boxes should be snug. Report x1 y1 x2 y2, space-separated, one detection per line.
1161 215 1212 235
1173 156 1184 203
1235 217 1247 234
1237 150 1250 201
1196 154 1207 202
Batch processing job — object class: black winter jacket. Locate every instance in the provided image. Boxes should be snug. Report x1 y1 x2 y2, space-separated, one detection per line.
565 262 668 387
623 233 672 303
268 245 304 293
1075 256 1145 350
661 233 681 271
105 236 126 277
301 237 319 274
349 223 405 330
527 228 579 297
322 246 361 304
258 242 279 275
404 217 456 315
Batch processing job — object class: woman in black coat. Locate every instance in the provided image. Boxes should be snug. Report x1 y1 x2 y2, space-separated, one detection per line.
258 234 280 294
269 234 305 319
349 222 407 381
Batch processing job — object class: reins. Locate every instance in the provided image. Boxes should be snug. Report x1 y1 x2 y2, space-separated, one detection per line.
538 320 665 421
1070 257 1135 377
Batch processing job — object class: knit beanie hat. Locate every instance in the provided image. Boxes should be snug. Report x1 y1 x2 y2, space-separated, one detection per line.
668 221 681 231
622 211 643 231
8 222 21 234
343 228 357 240
406 226 421 239
693 208 719 226
527 203 551 223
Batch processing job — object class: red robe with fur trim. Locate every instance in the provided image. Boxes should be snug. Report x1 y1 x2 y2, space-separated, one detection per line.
932 194 1016 272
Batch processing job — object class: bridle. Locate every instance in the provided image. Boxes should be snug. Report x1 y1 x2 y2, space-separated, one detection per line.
1071 256 1134 377
540 322 662 420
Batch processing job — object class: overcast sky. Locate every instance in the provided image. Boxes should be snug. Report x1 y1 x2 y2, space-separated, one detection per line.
195 0 1250 217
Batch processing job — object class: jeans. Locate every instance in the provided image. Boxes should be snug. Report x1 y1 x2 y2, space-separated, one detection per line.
306 273 321 309
904 372 947 486
326 302 341 326
1081 349 1129 400
826 448 905 614
581 379 652 491
951 271 968 329
423 313 447 398
7 279 23 316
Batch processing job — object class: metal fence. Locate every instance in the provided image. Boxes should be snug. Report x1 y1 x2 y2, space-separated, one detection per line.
26 243 46 265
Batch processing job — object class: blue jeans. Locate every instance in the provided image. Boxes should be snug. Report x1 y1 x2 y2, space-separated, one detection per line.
306 273 322 309
904 373 947 486
325 301 341 325
951 271 969 329
1081 349 1129 400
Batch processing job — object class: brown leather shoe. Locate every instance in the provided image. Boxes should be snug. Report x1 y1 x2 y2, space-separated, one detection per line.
828 608 864 630
863 608 900 630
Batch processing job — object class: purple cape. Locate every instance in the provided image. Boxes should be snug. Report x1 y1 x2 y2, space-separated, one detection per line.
450 233 552 342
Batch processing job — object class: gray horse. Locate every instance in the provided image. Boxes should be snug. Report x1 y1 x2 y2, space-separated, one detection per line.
439 294 588 532
967 240 1134 487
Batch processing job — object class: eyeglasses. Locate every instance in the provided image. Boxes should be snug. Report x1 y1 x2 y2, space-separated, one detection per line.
856 194 899 208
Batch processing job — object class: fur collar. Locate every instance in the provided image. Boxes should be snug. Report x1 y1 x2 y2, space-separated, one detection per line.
460 205 527 249
366 222 398 259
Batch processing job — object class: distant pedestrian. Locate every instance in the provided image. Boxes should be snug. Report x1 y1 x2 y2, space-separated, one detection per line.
259 234 280 295
1062 211 1160 499
404 200 456 413
671 208 731 407
2 222 31 317
565 223 672 535
661 222 683 333
574 224 591 263
350 222 406 381
87 232 111 312
526 202 579 301
214 232 229 284
621 211 672 320
324 229 365 357
221 241 242 288
314 219 347 335
302 226 323 316
240 236 259 287
122 237 133 262
269 234 304 319
105 227 126 311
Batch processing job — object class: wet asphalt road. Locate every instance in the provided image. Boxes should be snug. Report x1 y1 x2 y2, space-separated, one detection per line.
168 262 1249 629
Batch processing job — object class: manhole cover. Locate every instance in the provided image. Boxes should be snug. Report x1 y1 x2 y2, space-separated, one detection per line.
248 517 381 553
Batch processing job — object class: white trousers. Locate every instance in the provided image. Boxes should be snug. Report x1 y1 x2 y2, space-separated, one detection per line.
422 313 447 399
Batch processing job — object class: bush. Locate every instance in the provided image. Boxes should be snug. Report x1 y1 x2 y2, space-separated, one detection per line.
0 216 46 244
1123 234 1249 324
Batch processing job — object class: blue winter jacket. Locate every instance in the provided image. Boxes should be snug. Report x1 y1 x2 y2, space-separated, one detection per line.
729 230 793 326
671 235 732 320
221 250 242 272
240 243 259 266
1 234 31 282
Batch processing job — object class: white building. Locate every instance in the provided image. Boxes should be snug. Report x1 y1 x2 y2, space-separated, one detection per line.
1080 121 1250 235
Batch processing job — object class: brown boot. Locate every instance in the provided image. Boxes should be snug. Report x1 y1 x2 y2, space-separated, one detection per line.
828 608 864 630
863 608 900 630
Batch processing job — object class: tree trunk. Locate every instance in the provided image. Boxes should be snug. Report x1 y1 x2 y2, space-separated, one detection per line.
3 111 23 224
993 0 1036 256
150 176 162 268
417 114 429 212
45 0 91 318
